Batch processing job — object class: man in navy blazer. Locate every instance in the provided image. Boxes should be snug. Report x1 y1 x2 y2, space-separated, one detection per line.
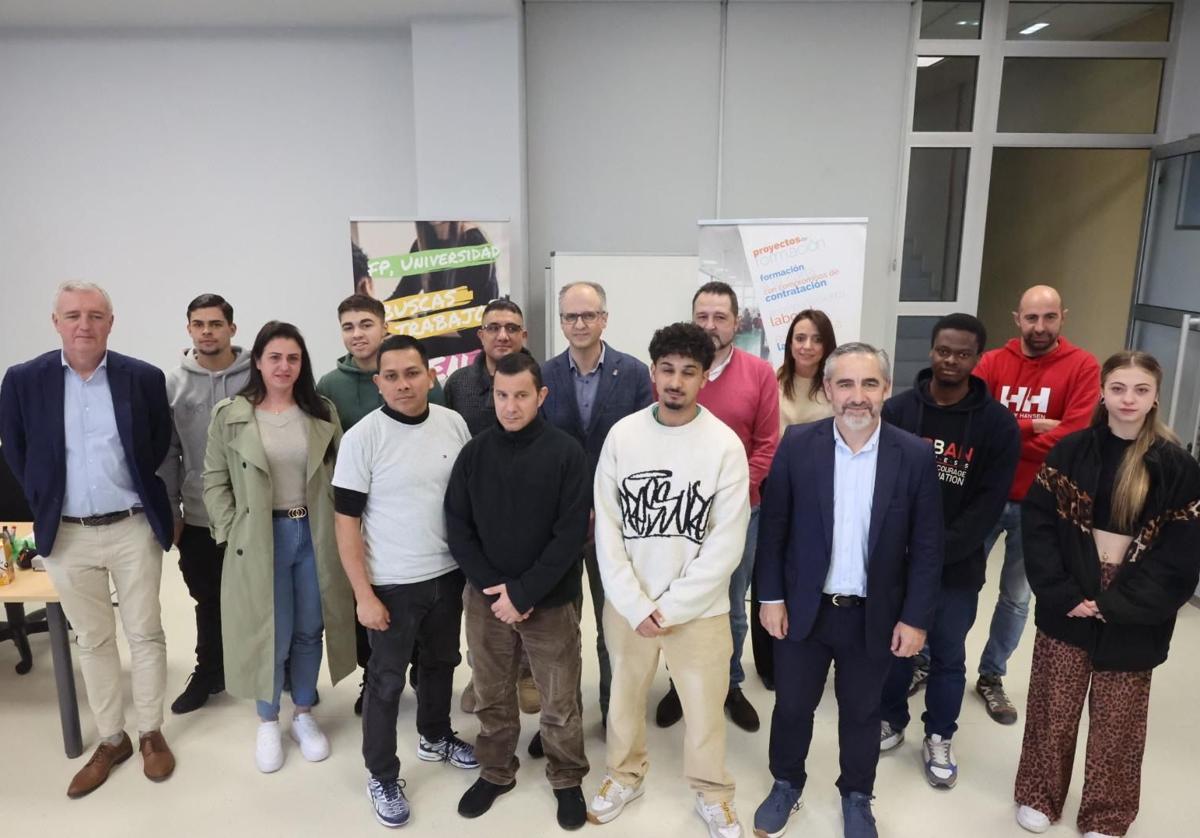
541 280 652 726
0 281 175 798
751 343 943 838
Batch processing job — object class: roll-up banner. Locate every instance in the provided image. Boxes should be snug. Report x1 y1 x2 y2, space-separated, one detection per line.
350 219 511 382
698 218 867 370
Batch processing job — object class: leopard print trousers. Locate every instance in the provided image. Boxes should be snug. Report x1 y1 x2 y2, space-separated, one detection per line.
1014 563 1152 837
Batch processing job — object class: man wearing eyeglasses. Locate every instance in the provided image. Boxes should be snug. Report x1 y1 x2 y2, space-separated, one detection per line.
444 299 532 437
541 282 653 729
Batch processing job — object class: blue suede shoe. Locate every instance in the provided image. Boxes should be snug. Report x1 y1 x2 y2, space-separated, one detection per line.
753 779 802 838
841 792 878 838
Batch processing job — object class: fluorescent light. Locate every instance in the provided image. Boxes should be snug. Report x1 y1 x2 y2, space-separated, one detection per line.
917 56 946 68
956 20 980 26
1019 22 1050 35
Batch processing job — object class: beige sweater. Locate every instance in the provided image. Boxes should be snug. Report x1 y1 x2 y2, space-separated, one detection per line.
778 376 833 436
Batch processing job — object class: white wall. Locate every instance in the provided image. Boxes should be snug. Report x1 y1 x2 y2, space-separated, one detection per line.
524 1 910 357
1166 0 1200 141
0 31 418 374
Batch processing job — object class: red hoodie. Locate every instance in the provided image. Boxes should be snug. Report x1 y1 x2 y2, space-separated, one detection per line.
973 336 1100 501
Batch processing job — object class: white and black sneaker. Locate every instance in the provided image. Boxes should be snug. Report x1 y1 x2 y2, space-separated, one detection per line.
417 732 479 769
367 776 410 827
880 721 904 751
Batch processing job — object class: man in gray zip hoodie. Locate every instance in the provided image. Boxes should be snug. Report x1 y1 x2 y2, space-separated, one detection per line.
158 294 251 714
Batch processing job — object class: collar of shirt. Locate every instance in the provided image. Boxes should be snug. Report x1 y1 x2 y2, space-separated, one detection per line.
832 419 881 457
61 350 109 382
707 347 735 381
568 342 606 377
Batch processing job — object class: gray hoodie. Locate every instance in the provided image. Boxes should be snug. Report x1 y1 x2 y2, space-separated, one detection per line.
158 347 253 526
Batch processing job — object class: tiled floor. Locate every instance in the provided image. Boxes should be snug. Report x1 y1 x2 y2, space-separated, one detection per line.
5 542 1198 837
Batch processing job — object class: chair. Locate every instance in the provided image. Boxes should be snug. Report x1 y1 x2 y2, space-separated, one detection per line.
0 449 45 675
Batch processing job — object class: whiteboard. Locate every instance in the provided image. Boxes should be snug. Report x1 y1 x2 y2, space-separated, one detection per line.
547 252 700 365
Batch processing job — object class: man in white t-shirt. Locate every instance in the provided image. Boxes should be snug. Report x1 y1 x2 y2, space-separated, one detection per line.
332 334 478 829
587 322 751 838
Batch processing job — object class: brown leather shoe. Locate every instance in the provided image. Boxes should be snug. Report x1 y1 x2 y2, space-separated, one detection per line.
67 733 133 798
139 731 176 781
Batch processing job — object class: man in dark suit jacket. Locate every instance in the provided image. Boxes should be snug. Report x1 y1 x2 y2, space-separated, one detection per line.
751 343 943 838
540 281 652 726
0 281 175 799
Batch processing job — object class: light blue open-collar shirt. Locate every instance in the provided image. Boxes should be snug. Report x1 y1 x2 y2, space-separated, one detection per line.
568 342 606 430
822 420 881 597
60 351 141 517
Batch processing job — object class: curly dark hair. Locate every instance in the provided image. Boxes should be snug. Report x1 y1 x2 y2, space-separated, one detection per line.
648 322 716 370
352 242 370 283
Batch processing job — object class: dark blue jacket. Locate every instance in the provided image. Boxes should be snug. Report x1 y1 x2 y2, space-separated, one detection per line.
540 344 653 485
0 350 173 555
756 418 944 658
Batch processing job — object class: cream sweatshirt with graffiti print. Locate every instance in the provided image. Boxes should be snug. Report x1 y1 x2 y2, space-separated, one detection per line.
593 404 751 629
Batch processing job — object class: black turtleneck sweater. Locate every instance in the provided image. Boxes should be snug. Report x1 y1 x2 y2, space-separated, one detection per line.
444 415 590 612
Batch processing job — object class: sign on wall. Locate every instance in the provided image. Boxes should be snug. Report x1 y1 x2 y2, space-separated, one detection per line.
351 219 510 381
698 218 868 370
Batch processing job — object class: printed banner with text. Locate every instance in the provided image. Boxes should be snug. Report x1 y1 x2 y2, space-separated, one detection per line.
698 220 867 370
350 220 510 382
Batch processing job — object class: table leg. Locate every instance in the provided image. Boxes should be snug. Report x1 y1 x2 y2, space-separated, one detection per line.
46 602 82 758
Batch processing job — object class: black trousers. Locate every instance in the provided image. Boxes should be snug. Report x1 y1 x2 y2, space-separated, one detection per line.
177 524 225 681
362 569 465 781
769 600 889 797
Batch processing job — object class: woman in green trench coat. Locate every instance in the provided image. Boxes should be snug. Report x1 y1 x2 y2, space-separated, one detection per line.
203 321 356 773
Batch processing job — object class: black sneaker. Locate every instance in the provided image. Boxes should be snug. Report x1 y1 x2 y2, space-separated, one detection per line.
170 672 222 714
725 687 760 732
555 786 587 830
975 674 1018 725
908 654 931 697
354 681 366 716
458 778 516 818
528 731 544 758
655 684 683 728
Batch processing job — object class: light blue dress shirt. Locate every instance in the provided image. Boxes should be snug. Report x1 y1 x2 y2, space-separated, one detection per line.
823 421 881 597
569 342 606 430
61 352 142 517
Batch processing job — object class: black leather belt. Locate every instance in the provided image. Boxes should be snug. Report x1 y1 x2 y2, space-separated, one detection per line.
61 507 143 527
822 593 866 607
272 507 308 519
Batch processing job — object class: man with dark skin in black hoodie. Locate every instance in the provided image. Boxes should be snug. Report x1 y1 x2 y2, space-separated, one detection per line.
878 313 1020 790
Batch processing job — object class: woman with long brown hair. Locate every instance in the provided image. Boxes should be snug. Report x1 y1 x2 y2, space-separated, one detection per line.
204 321 356 774
775 309 836 435
1015 350 1200 837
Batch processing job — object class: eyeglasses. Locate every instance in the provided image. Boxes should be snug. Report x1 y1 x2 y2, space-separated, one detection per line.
481 322 524 335
559 311 605 325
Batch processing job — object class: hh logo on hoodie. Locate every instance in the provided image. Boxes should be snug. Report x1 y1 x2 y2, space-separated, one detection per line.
999 385 1051 417
619 470 715 544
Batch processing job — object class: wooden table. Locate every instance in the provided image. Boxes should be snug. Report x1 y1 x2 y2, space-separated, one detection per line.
1 527 83 758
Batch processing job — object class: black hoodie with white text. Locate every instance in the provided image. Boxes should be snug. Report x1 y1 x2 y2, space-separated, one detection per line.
882 369 1020 591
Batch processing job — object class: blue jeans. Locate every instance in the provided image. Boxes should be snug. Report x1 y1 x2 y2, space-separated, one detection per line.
728 506 760 688
977 501 1030 678
256 517 324 721
880 586 979 739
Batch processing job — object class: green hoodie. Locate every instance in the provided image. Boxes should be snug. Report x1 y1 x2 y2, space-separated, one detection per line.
317 353 445 431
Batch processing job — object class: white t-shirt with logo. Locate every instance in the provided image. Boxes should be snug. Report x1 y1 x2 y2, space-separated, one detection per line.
332 404 470 585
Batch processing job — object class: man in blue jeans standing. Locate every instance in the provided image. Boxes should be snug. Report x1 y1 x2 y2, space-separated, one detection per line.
877 314 1019 787
969 286 1099 724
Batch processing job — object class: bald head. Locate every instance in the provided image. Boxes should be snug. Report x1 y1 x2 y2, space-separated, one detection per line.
1012 284 1066 357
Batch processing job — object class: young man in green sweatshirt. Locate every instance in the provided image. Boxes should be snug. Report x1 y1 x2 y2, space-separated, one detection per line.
317 293 446 714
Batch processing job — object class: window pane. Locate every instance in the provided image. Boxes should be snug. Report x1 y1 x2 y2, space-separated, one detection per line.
914 56 978 131
920 2 983 39
1007 3 1171 41
998 58 1163 133
900 148 970 302
893 316 941 393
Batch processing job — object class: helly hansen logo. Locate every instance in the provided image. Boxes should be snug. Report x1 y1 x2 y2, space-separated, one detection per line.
1000 385 1051 416
619 470 714 544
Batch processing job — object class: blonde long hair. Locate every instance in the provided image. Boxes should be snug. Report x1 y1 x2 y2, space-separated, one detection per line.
1091 351 1179 531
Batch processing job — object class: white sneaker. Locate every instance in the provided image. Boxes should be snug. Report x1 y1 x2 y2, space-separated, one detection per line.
256 720 284 773
880 720 904 751
695 793 743 838
1016 805 1051 833
290 712 330 762
587 774 644 824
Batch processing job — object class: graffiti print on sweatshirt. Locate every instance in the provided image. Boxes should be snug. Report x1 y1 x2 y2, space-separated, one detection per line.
619 470 715 544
